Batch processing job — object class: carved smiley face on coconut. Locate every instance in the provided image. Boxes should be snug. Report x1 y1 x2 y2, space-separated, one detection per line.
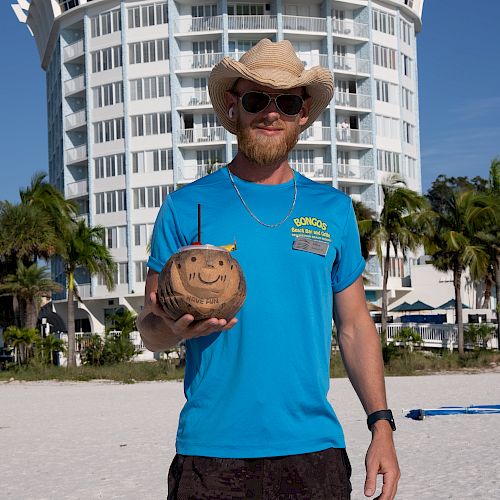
158 245 246 321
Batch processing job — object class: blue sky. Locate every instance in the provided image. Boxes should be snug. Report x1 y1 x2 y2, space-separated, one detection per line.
0 0 499 203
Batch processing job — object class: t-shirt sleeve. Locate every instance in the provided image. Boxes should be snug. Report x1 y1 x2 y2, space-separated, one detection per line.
147 196 187 273
331 198 366 293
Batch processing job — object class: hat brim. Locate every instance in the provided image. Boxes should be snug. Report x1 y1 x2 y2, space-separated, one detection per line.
208 57 334 135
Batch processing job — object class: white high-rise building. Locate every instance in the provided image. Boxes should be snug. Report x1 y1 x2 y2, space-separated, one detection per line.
12 0 424 333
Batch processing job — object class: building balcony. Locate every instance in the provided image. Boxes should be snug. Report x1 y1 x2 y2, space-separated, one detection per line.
297 52 328 69
175 52 224 73
292 163 333 180
332 19 369 39
282 15 327 34
335 92 371 111
66 179 88 199
64 74 85 96
65 144 87 165
65 109 86 130
227 15 277 31
63 38 84 61
337 164 375 183
299 126 331 142
336 128 373 146
175 15 223 34
177 90 211 109
178 126 226 146
332 55 370 75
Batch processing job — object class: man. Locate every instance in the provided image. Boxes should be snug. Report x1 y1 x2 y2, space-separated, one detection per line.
138 39 400 499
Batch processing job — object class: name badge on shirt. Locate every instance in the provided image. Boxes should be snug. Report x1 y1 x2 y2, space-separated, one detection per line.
292 237 329 257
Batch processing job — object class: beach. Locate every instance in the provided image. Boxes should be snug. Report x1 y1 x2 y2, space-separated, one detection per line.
1 373 499 499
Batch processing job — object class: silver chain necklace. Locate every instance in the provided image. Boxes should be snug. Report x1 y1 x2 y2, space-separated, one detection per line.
227 165 297 228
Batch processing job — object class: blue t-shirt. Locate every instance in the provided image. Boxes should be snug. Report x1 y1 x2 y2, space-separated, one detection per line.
148 167 365 458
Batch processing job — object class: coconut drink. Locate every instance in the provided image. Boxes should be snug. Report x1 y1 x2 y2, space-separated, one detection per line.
157 244 246 321
157 204 246 321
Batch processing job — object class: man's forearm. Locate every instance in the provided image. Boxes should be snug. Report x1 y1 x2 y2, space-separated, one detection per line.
338 317 388 415
137 309 182 352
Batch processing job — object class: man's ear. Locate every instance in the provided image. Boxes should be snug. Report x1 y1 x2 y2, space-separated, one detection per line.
298 96 312 127
225 90 238 120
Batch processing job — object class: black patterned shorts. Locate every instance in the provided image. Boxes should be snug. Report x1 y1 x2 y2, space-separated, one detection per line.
167 447 352 499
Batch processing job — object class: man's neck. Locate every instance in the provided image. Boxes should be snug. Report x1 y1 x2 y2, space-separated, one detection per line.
228 153 293 185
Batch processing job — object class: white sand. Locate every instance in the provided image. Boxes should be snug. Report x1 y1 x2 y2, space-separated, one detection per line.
1 373 499 499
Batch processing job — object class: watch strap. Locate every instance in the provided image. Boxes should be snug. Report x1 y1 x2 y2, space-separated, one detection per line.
367 409 396 431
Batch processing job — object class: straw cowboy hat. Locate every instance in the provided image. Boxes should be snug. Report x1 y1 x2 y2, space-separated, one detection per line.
208 39 334 134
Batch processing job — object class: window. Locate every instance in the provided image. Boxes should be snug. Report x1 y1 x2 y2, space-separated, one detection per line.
196 149 224 167
135 261 148 282
95 190 126 214
128 2 168 29
227 4 264 15
401 54 412 78
90 10 121 37
375 80 397 103
106 226 127 248
116 262 128 285
386 257 404 278
94 118 125 143
373 44 396 70
133 185 170 209
132 149 173 172
129 38 168 64
192 4 217 17
372 9 395 35
93 81 123 108
400 19 412 46
289 149 314 167
376 115 399 139
377 150 401 173
95 154 125 178
131 112 171 137
403 155 417 178
401 87 413 111
91 46 122 73
130 75 169 101
134 223 154 246
403 121 414 144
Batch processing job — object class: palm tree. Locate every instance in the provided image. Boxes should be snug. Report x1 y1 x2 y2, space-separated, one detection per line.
372 176 430 343
106 308 137 335
36 334 66 365
425 189 498 355
20 172 77 236
0 262 62 329
3 326 39 365
0 201 59 263
352 200 377 260
59 219 116 366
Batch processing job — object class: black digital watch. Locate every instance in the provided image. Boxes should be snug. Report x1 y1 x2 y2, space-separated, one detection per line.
367 409 396 431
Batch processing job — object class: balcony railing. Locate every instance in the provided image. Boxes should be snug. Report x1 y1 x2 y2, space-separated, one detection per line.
65 144 87 164
63 38 84 61
175 52 224 72
332 55 369 74
297 52 328 69
337 164 374 181
282 15 327 33
332 19 369 39
66 179 88 198
178 126 226 145
292 163 332 179
299 126 331 142
177 90 211 108
175 15 223 33
227 15 277 31
336 128 372 145
335 92 371 110
64 74 85 95
65 109 86 130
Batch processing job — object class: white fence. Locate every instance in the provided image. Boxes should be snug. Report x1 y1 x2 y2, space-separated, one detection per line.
376 323 499 351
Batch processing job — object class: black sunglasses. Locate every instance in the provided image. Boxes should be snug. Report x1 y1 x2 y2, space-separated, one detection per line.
233 91 305 116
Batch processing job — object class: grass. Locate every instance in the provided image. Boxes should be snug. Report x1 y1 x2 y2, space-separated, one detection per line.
0 360 184 383
1 350 499 383
330 349 500 378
